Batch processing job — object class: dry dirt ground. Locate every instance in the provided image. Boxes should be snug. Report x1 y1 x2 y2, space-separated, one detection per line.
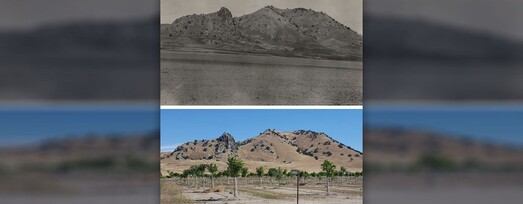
160 50 362 105
161 177 362 204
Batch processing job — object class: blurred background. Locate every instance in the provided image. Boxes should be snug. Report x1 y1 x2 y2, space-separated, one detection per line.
1 0 523 204
364 0 523 204
0 0 159 203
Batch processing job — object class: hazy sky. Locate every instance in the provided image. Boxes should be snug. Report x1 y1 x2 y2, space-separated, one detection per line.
0 0 158 30
161 109 363 152
161 0 363 34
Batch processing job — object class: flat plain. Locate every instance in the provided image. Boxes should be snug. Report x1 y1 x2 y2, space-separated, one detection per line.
160 50 362 105
161 176 362 204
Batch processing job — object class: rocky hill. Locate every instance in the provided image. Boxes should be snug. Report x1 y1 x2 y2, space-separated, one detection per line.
161 6 362 60
161 129 362 173
163 132 238 160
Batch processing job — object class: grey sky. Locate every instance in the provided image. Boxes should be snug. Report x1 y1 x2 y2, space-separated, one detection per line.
0 0 158 30
366 0 523 41
161 0 363 34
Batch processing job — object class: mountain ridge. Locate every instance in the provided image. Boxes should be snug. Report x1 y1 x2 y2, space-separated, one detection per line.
161 129 362 172
161 6 362 60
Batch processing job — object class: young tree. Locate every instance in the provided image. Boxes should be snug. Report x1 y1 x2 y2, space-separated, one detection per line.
207 163 218 189
340 166 348 176
241 167 249 177
196 164 207 188
256 167 265 187
183 165 205 188
282 169 289 184
321 160 336 195
276 167 285 187
227 156 244 198
268 168 278 185
222 169 230 185
299 171 309 184
241 167 249 185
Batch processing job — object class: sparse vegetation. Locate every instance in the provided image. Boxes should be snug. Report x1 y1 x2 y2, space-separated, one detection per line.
227 156 244 198
161 180 193 204
256 166 265 187
162 160 363 203
321 160 336 195
207 163 218 189
323 151 333 156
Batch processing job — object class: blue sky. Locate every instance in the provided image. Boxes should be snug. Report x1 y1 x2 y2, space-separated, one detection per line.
161 109 363 152
365 105 523 147
0 105 158 147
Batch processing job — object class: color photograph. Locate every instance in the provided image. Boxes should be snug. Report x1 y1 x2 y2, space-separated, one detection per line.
160 109 363 203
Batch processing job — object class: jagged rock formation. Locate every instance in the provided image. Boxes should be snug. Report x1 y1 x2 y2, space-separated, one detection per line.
215 132 237 155
166 132 239 160
167 7 241 43
161 6 362 60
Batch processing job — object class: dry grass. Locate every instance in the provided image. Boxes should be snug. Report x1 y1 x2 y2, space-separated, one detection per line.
303 186 363 197
240 188 292 200
161 180 193 204
202 186 224 193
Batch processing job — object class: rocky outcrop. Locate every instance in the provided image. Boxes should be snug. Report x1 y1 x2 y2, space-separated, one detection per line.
168 7 242 43
215 132 237 155
166 132 239 160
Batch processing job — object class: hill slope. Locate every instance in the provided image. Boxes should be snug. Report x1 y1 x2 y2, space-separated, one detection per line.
161 6 362 60
161 129 362 173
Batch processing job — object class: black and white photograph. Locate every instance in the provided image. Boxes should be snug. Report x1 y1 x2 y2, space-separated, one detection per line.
161 0 362 105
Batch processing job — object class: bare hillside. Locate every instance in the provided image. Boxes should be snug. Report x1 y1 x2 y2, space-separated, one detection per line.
161 6 362 60
161 129 362 173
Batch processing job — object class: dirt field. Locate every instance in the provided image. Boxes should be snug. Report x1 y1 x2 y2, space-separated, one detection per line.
160 50 362 105
161 176 362 204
